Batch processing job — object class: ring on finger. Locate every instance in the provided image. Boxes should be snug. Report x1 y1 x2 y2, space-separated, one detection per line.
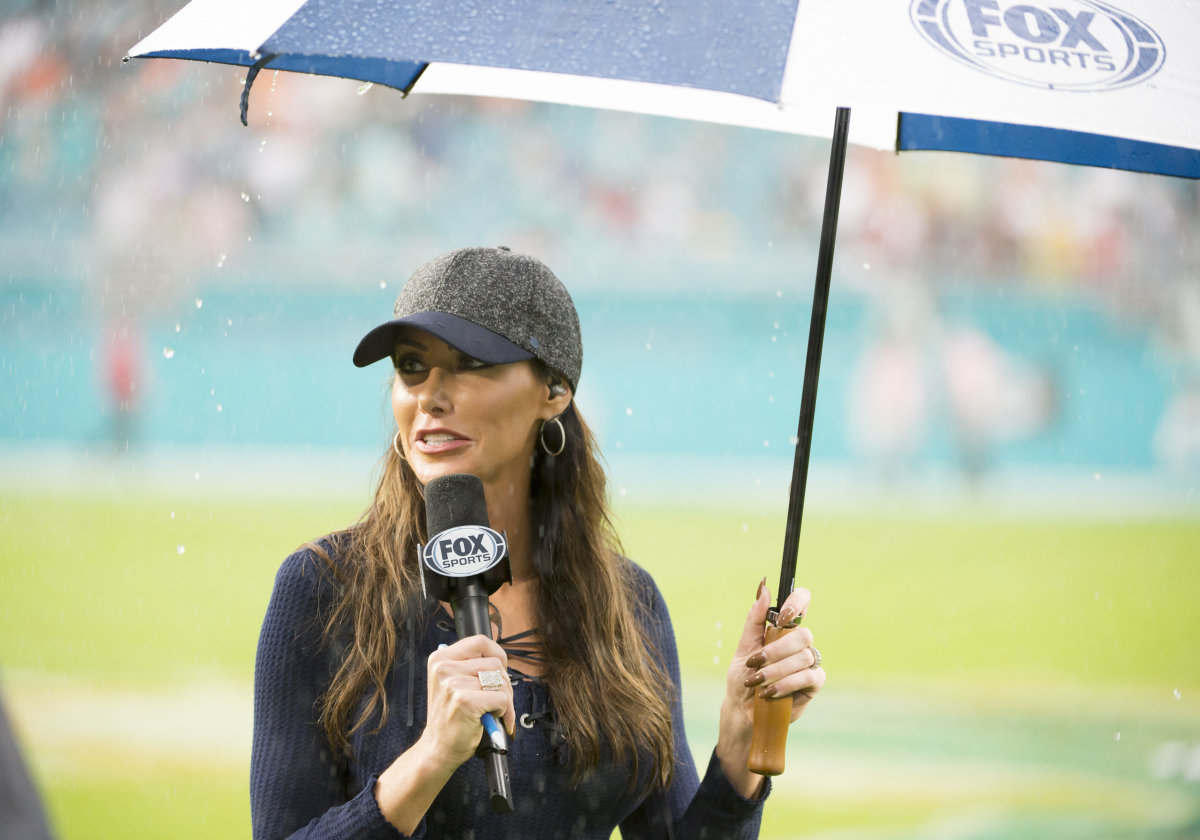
478 669 506 691
809 647 822 670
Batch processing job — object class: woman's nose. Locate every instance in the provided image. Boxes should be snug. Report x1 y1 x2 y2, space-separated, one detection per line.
416 366 453 415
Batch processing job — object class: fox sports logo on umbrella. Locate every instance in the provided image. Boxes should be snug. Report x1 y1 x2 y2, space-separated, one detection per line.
910 0 1165 91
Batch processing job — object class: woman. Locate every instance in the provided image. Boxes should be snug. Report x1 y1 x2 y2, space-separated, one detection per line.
250 246 824 839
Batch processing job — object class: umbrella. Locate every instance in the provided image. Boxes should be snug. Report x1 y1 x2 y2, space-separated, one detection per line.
126 0 1200 664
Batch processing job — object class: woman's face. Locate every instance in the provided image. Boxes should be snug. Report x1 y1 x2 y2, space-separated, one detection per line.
391 328 571 493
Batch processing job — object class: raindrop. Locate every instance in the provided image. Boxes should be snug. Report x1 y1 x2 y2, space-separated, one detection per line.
1094 592 1100 600
625 407 633 416
1114 731 1122 742
773 322 780 330
194 472 200 480
741 523 748 531
259 139 267 153
216 253 227 268
771 336 777 343
645 342 652 350
174 323 181 333
216 404 223 413
1175 689 1182 700
619 486 627 496
162 347 175 360
776 290 783 298
240 192 250 202
763 440 770 447
768 395 774 403
789 435 799 446
227 318 233 327
177 545 185 555
170 511 175 520
863 262 872 271
195 298 203 309
1094 472 1102 480
357 81 374 95
380 280 387 290
715 621 722 631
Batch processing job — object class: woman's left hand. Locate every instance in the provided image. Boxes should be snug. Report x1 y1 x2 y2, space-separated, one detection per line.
715 580 824 797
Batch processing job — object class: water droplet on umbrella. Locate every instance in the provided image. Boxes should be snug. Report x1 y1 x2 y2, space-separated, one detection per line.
177 545 185 555
357 81 374 95
162 347 174 359
195 298 203 309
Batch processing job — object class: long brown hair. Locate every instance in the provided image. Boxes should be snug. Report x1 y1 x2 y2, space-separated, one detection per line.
310 397 676 790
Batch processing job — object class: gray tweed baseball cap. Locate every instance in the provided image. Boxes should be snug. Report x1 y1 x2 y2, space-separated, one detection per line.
353 246 583 389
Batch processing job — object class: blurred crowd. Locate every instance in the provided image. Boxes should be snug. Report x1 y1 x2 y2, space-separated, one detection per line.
2 2 1199 473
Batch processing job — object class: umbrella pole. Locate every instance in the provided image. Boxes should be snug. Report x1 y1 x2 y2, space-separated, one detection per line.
774 106 850 617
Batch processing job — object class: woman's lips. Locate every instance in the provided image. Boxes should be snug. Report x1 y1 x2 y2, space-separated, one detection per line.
413 430 471 454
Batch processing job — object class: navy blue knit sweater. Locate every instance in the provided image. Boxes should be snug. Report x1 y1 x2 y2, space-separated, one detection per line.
250 545 768 839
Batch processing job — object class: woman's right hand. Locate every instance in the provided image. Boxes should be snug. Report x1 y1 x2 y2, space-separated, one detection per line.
374 635 515 833
418 635 516 771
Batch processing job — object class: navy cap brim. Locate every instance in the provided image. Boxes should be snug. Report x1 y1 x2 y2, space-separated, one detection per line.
353 311 535 368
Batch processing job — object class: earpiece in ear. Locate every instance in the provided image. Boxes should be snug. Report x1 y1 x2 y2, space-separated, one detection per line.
550 383 567 397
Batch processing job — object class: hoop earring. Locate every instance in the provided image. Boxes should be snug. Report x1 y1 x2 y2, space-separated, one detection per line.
539 416 566 457
393 430 406 461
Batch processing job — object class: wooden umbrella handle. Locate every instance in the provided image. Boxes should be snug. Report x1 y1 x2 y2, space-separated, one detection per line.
747 623 795 776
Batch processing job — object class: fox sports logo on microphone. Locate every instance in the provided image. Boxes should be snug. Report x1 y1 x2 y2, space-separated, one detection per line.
423 525 507 577
910 0 1165 91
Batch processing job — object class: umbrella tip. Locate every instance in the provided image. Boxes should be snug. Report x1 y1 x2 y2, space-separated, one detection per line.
240 53 278 127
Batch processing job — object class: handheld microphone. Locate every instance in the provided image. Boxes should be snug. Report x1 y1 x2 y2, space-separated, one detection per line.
419 474 514 814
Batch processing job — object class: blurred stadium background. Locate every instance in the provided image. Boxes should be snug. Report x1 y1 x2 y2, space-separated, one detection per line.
1 3 1198 838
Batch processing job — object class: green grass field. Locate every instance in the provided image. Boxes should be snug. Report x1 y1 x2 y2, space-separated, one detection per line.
3 487 1199 839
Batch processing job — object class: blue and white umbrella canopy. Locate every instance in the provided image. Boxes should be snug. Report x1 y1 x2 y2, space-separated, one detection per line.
129 0 1200 178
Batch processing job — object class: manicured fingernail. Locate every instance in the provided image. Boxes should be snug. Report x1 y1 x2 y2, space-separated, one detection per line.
758 684 778 699
777 606 797 626
744 672 765 688
756 577 766 601
746 652 766 669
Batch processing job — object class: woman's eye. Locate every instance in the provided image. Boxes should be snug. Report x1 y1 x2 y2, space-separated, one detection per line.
459 356 490 371
395 355 426 374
